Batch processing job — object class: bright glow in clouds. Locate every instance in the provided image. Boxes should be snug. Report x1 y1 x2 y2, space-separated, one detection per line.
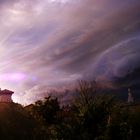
0 73 26 81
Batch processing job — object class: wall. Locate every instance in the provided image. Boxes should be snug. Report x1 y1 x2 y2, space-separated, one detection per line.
0 95 12 102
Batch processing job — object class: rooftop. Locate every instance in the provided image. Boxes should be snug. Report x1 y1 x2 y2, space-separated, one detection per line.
0 89 14 95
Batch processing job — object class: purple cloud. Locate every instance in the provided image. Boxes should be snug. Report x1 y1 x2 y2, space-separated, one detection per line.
0 0 139 104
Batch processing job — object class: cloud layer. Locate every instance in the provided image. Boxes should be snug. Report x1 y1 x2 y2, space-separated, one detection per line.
0 0 140 104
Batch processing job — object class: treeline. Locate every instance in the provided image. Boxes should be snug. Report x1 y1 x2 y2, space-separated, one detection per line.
26 81 140 140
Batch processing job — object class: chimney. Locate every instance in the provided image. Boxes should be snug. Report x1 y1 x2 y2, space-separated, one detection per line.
128 88 134 103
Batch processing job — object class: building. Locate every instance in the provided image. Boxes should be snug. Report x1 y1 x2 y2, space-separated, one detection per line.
0 89 14 102
128 88 134 103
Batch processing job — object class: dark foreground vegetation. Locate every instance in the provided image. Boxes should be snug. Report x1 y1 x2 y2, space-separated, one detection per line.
1 81 140 140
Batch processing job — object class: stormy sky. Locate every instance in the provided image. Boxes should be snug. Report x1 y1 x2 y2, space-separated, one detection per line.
0 0 140 104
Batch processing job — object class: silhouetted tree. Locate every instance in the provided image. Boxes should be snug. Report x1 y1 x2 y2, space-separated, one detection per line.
33 96 61 125
26 81 140 140
70 81 115 139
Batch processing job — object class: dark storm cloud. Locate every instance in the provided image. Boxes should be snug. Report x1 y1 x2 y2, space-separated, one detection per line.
0 0 140 104
38 2 140 73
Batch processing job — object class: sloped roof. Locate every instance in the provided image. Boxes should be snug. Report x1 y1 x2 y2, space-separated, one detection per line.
0 89 14 95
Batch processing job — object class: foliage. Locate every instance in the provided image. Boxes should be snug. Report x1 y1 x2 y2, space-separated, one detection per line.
33 96 61 125
26 81 140 140
1 81 140 140
0 103 39 140
72 81 115 139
